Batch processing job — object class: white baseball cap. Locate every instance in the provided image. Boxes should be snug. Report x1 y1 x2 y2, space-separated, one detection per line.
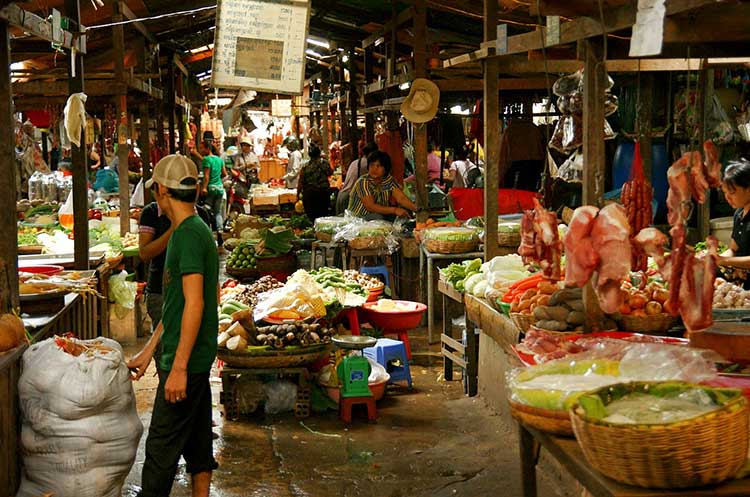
144 154 198 190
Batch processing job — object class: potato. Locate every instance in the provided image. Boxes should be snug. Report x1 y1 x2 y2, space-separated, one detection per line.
538 281 558 294
536 319 568 331
518 299 532 311
536 294 551 307
533 306 551 321
548 288 582 306
568 300 584 312
521 289 538 301
510 302 520 313
566 311 585 325
546 306 570 322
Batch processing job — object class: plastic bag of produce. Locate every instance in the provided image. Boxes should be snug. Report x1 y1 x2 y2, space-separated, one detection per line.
264 380 298 414
16 336 142 497
108 270 136 318
333 215 399 253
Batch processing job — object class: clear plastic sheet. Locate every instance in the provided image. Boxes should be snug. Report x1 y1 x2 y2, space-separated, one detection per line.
333 214 399 253
253 282 324 321
313 216 348 235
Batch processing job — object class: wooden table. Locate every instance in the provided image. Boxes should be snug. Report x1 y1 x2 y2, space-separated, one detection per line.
437 279 478 396
419 245 483 344
519 423 750 497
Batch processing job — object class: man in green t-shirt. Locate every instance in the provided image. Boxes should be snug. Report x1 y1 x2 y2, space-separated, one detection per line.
127 153 219 497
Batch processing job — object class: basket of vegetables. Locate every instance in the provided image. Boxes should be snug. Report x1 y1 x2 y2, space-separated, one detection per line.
496 222 521 248
616 278 677 334
422 227 479 254
313 216 348 242
226 241 259 279
348 221 393 250
571 382 749 489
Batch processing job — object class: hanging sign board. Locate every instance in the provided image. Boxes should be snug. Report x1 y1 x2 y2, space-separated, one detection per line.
629 0 666 57
271 99 292 117
211 0 310 95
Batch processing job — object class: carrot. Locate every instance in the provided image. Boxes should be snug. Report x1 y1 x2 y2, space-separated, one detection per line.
510 275 543 293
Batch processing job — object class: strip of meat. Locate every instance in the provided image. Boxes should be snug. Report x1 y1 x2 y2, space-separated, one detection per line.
703 139 722 188
563 206 600 288
634 227 669 271
519 209 536 261
686 151 709 204
679 237 718 331
591 204 631 314
665 224 687 316
518 199 563 281
666 155 692 226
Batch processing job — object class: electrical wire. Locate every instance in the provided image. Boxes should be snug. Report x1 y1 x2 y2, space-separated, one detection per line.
84 4 216 31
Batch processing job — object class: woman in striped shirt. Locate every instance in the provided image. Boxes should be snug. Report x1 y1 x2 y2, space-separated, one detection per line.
347 150 417 220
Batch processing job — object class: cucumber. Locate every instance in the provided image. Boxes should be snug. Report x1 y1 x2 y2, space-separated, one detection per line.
223 299 250 311
218 313 233 322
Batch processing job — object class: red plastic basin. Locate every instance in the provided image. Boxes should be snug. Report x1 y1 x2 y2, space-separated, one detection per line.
361 300 427 331
18 265 64 276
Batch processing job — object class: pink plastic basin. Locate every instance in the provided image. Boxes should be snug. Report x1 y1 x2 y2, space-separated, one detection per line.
361 300 427 331
18 265 64 276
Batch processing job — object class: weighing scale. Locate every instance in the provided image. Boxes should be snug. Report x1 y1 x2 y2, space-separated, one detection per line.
332 335 377 398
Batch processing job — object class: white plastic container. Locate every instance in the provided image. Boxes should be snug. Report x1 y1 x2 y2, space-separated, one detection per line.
710 216 734 246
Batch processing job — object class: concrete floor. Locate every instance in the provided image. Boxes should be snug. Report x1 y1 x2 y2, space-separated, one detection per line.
119 327 553 497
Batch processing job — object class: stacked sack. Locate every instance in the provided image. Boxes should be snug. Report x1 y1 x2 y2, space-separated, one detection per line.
16 337 143 497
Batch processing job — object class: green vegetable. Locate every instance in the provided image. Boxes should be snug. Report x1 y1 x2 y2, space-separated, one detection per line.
257 226 294 256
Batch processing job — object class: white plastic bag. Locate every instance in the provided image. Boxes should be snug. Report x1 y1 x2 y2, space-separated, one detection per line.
130 178 144 207
263 380 298 414
16 337 143 497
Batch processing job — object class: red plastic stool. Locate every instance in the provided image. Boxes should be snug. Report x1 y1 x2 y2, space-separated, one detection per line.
382 330 411 360
335 307 361 335
340 396 377 423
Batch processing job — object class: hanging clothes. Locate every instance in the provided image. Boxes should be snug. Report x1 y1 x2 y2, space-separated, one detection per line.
469 99 483 146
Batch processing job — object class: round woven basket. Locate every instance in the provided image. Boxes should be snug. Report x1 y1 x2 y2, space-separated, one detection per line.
616 313 677 334
218 343 332 368
423 238 479 254
510 312 534 333
509 400 573 436
497 232 521 248
349 236 386 250
225 266 260 280
570 382 749 489
315 232 333 242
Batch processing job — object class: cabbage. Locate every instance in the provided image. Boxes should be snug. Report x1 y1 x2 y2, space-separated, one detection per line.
464 273 485 294
472 280 488 297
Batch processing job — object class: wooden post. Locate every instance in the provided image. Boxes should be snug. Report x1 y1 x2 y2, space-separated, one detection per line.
113 3 130 236
176 105 185 154
697 65 714 240
140 102 152 204
348 48 358 152
582 39 606 332
483 0 500 260
67 0 89 269
166 55 176 154
0 20 19 313
337 56 349 144
638 73 653 181
413 0 428 222
364 46 375 143
321 80 330 154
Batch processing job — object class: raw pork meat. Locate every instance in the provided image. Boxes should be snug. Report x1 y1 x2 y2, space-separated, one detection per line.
518 199 563 280
591 204 631 314
666 154 694 226
634 228 668 270
679 237 718 331
563 206 600 288
686 151 709 204
703 140 722 188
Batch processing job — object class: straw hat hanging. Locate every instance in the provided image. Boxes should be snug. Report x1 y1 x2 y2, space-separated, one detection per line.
400 78 440 123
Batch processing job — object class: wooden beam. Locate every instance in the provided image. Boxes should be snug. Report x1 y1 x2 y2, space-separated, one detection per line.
426 0 482 19
435 77 551 92
445 0 725 67
365 72 412 94
118 1 156 43
361 6 414 48
173 54 189 76
698 65 713 240
483 0 499 261
446 56 750 72
0 4 86 53
113 4 130 236
414 0 428 219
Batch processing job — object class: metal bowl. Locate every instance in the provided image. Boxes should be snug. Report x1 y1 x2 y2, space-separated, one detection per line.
331 335 377 350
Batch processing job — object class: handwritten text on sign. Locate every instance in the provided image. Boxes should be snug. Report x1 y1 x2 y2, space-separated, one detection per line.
211 0 309 95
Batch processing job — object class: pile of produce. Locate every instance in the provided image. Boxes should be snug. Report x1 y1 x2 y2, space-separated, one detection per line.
343 270 385 290
502 274 560 314
713 278 750 309
226 241 257 270
618 274 670 317
21 204 58 226
414 218 462 241
532 287 585 332
441 258 482 292
421 226 479 242
310 267 368 297
255 226 294 256
252 322 334 349
313 216 348 239
0 314 29 352
253 275 329 321
483 254 529 296
218 299 253 324
221 276 284 309
18 228 42 246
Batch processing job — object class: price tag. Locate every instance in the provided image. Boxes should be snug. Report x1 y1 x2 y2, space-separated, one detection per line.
496 24 508 55
546 16 560 46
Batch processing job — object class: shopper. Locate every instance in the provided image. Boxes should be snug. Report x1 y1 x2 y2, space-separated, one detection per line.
234 136 260 182
337 141 378 214
448 146 482 188
128 153 219 497
283 139 303 188
719 158 750 289
138 196 212 367
405 142 444 184
199 140 227 244
298 144 332 221
347 150 417 220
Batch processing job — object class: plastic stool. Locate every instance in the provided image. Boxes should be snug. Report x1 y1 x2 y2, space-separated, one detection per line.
359 264 390 290
340 396 377 423
363 338 412 388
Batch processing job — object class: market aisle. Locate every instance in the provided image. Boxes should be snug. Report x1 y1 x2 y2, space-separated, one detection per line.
119 331 554 497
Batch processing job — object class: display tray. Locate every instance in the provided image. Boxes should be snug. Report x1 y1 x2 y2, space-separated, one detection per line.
512 331 688 367
218 343 331 368
18 245 43 254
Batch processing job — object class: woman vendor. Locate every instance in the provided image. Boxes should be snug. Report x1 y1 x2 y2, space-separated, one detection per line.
718 158 750 288
347 150 417 220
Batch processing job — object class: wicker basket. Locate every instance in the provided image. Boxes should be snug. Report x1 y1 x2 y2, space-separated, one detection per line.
349 236 386 250
571 382 749 489
616 313 677 334
225 266 260 280
218 343 332 368
510 312 534 333
315 231 333 242
509 400 574 436
423 238 479 254
497 232 521 248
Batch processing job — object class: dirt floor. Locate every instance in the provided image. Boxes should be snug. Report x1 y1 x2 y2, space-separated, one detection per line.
120 326 565 497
